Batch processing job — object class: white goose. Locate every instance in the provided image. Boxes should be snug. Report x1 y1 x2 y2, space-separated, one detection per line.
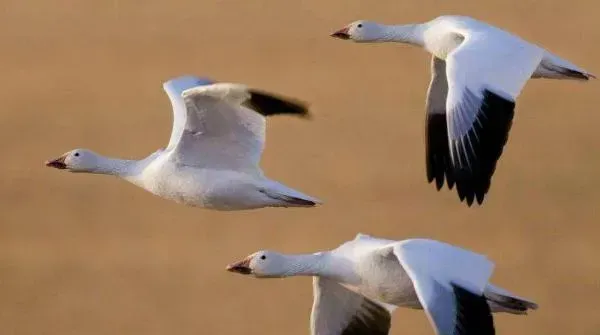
227 233 538 335
331 15 595 206
45 75 321 211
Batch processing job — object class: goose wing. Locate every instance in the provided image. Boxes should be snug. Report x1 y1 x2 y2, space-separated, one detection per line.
425 55 454 191
310 277 392 335
166 81 308 169
393 238 496 335
162 75 215 151
427 30 544 205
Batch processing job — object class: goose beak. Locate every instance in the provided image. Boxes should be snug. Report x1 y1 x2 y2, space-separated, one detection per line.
226 257 253 275
330 27 350 40
45 154 68 169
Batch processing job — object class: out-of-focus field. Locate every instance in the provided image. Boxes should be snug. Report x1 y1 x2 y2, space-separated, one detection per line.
1 0 598 334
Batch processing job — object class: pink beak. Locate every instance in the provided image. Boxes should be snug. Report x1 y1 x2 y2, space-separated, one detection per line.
226 257 253 275
330 27 350 40
45 154 68 169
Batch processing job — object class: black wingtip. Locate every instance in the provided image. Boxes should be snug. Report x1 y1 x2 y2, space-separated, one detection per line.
475 191 485 205
435 177 444 190
446 89 515 208
447 175 455 190
452 283 495 335
341 296 392 335
425 113 454 194
246 89 311 119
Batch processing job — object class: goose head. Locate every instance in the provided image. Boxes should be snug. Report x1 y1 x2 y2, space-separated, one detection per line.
330 20 384 42
226 250 288 278
45 149 103 173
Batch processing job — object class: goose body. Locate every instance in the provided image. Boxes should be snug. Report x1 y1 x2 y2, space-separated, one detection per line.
45 76 321 211
227 233 538 335
331 15 594 206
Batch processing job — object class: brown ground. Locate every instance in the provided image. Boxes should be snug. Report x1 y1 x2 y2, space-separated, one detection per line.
1 0 599 334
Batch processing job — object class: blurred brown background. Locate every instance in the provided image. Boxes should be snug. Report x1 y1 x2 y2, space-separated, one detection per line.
1 0 599 334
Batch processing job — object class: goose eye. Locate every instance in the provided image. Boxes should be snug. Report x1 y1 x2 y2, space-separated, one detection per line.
357 24 363 28
74 152 80 157
260 255 266 260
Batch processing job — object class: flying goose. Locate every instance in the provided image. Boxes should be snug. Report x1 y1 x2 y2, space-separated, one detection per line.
227 233 538 335
45 75 321 211
331 15 595 206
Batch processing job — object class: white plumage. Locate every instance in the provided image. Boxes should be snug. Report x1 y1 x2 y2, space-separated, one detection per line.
45 75 321 211
227 233 538 335
331 15 594 206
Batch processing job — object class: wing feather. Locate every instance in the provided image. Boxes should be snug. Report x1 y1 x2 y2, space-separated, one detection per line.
162 75 215 150
442 30 544 205
393 239 495 335
168 83 309 169
311 277 391 335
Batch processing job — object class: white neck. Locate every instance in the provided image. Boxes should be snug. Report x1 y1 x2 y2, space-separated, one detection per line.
375 24 424 46
275 252 357 283
88 155 139 177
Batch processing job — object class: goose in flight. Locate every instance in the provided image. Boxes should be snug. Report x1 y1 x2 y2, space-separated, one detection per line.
331 15 595 206
45 75 321 211
227 233 538 335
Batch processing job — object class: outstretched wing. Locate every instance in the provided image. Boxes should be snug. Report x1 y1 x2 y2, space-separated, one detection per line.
393 239 495 335
440 30 544 205
169 82 309 169
311 277 392 335
162 75 215 151
425 55 454 191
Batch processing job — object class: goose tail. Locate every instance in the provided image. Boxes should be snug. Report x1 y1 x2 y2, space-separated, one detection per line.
484 284 539 315
260 180 322 207
533 52 595 80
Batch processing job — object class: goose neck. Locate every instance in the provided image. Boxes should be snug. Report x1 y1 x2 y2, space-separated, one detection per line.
380 24 424 46
92 156 139 177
